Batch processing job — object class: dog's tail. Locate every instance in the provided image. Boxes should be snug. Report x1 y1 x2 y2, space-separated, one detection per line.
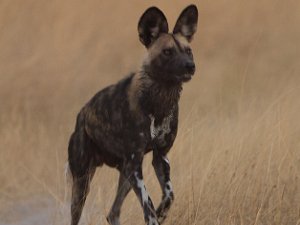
64 161 72 204
64 161 73 186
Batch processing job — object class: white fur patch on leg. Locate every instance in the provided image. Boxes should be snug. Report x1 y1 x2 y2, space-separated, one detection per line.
148 215 159 225
165 181 173 199
134 171 149 206
162 156 170 165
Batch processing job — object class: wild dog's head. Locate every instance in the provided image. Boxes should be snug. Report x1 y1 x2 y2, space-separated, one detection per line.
139 5 198 84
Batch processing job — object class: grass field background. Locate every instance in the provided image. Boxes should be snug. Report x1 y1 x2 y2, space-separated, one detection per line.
0 0 300 224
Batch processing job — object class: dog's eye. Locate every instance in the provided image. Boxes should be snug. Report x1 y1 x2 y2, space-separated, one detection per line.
186 48 192 55
163 49 173 56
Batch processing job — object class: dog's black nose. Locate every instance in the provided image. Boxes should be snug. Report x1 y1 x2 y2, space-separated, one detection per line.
185 61 195 74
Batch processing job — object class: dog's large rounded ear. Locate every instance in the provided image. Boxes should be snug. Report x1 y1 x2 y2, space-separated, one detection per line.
173 5 198 42
138 7 169 48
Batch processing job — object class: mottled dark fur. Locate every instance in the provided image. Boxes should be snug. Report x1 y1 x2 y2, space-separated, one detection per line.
68 5 198 225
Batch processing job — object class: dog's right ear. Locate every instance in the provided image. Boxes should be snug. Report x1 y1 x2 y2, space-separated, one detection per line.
173 5 198 42
138 7 169 48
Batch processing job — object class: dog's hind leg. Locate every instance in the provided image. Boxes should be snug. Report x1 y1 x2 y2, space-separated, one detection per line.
68 129 97 225
107 173 132 225
70 167 95 225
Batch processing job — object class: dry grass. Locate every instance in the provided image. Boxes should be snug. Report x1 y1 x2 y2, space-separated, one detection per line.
0 0 300 224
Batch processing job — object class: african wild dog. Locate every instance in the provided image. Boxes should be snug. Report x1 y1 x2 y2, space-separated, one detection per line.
68 5 198 225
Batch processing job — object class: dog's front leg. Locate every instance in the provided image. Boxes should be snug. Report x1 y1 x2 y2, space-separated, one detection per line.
152 150 174 224
123 153 159 225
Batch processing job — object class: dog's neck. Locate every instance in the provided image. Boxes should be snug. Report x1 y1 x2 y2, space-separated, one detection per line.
135 71 182 119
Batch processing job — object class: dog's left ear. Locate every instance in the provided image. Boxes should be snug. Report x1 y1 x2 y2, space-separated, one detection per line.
138 7 169 48
173 5 198 42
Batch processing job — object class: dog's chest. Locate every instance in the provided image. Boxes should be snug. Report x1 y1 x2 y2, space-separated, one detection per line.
149 113 173 146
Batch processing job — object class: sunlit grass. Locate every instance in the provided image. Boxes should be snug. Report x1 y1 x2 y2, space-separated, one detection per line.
0 0 299 224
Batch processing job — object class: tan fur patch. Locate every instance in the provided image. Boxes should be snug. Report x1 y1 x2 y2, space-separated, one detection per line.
127 73 143 112
128 72 152 114
84 107 98 125
128 73 140 111
173 34 190 48
146 33 191 62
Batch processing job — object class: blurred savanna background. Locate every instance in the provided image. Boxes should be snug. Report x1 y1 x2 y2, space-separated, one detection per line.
0 0 300 224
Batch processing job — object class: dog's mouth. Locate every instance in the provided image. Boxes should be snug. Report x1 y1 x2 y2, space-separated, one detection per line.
176 73 193 82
